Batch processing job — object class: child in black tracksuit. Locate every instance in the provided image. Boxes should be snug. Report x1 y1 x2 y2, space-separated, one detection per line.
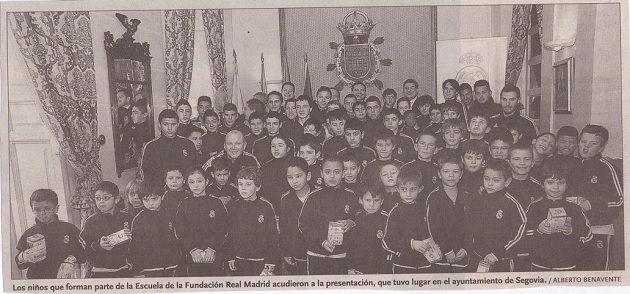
206 157 239 206
161 168 190 217
298 134 324 189
80 181 133 278
261 134 293 211
128 180 180 277
426 155 469 273
459 139 488 199
175 168 228 277
525 157 592 271
382 169 433 273
16 189 85 279
227 166 279 276
298 156 359 275
464 159 526 272
347 189 390 274
279 158 311 275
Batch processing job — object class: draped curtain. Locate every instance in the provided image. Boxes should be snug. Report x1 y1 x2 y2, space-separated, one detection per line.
8 11 102 218
202 10 228 94
164 10 195 108
504 5 532 85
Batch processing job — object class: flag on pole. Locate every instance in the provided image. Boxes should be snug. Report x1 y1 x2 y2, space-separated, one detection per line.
232 49 245 113
303 53 313 100
261 53 268 93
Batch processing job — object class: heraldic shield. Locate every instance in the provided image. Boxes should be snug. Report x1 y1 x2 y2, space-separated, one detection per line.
340 44 375 80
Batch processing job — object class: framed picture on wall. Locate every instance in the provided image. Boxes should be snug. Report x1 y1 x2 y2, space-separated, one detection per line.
553 57 573 113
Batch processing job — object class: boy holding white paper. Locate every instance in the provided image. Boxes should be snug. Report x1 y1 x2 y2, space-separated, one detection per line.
426 155 469 273
298 156 359 275
464 159 526 273
381 169 434 273
79 181 133 278
16 189 85 279
525 157 592 271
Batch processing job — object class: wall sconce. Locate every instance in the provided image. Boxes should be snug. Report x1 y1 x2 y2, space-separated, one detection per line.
543 5 578 51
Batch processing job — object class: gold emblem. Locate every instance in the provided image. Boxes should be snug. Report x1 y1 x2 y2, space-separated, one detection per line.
258 214 265 223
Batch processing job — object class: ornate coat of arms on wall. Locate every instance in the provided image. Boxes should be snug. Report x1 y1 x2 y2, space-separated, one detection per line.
327 11 391 90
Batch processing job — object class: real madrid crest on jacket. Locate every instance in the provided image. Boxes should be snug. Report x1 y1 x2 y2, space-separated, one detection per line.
401 159 439 196
174 194 228 276
139 135 198 182
464 189 526 272
574 154 623 228
128 208 180 276
79 210 134 274
346 209 390 274
226 197 280 275
16 215 85 279
298 186 359 257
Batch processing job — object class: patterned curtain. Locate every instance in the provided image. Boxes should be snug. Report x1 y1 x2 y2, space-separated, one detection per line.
202 10 227 93
164 10 195 108
504 5 532 85
536 4 544 46
9 12 102 219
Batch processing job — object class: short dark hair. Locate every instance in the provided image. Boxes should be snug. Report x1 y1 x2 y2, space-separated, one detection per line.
365 96 381 106
462 139 489 159
281 82 295 91
248 111 265 124
373 128 396 146
211 156 232 173
322 155 343 170
442 79 459 90
352 82 366 90
541 156 569 181
247 99 266 113
474 79 490 90
327 109 347 122
382 88 397 97
397 97 410 108
468 109 489 124
30 189 58 207
484 158 512 180
344 94 357 101
403 79 418 88
175 99 192 110
298 133 321 153
417 95 435 107
397 168 422 187
223 103 238 113
198 95 212 106
500 83 521 99
344 118 363 132
138 178 165 199
442 118 467 136
94 181 120 198
557 126 579 138
286 157 309 175
382 107 402 120
202 109 219 121
429 103 442 113
352 101 366 111
509 141 533 159
268 90 283 103
581 124 609 145
182 126 205 138
441 102 461 116
285 98 297 106
158 109 178 123
117 88 132 98
132 98 148 113
488 127 513 146
459 83 472 92
296 95 312 106
316 86 331 97
266 111 284 122
437 154 464 170
340 153 361 168
237 166 262 187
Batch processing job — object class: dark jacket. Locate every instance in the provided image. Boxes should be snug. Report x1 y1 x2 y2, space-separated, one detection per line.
574 154 623 227
79 210 133 271
140 135 197 182
128 209 180 274
279 189 309 259
382 201 432 268
347 210 390 274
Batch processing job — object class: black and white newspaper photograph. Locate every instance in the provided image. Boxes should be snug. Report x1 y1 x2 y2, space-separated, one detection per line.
0 0 628 292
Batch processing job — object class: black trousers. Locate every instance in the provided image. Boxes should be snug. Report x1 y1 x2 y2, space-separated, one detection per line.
282 257 307 275
392 264 433 274
187 262 224 277
88 269 130 278
231 259 265 276
306 255 347 275
579 233 613 271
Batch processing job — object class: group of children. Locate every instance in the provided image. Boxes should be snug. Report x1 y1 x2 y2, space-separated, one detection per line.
16 80 622 278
